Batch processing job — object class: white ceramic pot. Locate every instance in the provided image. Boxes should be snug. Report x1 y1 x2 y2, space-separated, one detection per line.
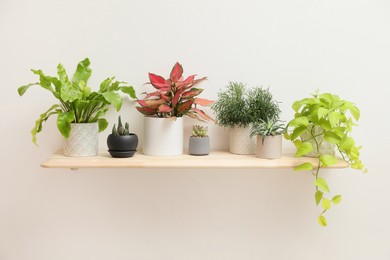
256 135 282 159
143 117 183 156
229 126 256 155
300 125 335 157
63 123 98 157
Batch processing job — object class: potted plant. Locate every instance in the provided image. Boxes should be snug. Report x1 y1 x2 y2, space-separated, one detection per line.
285 91 367 226
211 82 280 155
18 58 136 157
136 62 214 156
188 125 210 156
250 118 285 159
107 116 138 158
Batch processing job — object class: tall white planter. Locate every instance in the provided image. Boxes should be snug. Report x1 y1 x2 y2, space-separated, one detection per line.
63 123 98 157
229 126 256 155
256 135 282 159
143 117 183 156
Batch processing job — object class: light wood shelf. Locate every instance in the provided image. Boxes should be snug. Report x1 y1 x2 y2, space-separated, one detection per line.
41 150 349 170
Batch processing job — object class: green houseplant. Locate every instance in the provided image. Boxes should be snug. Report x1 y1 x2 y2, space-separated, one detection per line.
211 82 280 155
285 91 366 226
136 62 214 156
250 118 285 159
189 125 210 156
18 58 136 156
107 116 138 158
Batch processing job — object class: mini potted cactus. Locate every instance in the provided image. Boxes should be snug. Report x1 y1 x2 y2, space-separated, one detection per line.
107 116 138 158
188 125 210 156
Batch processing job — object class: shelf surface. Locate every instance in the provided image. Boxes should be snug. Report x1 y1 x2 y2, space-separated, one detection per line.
41 150 349 169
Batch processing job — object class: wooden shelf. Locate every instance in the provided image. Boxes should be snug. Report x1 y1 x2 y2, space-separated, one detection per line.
41 150 349 170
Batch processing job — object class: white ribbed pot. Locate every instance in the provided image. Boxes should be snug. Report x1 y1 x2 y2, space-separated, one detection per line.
63 123 98 157
300 125 335 157
229 126 256 155
143 117 183 156
256 135 282 159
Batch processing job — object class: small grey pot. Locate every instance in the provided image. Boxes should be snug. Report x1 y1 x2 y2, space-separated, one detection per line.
189 136 210 156
256 135 282 159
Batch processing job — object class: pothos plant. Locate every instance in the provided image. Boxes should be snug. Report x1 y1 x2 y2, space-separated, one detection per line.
136 62 214 122
18 58 136 144
285 91 366 226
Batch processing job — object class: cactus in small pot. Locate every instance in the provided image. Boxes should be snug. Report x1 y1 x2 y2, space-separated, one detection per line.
189 125 210 156
107 116 138 158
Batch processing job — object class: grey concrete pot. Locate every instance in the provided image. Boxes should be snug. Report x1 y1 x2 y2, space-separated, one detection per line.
188 136 210 156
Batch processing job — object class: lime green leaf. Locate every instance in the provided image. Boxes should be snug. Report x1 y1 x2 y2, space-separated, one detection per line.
317 107 328 120
315 190 323 206
324 131 341 144
102 91 122 111
294 140 313 157
349 106 360 121
289 117 309 127
99 77 115 92
31 69 55 93
58 63 80 102
292 101 303 112
294 162 313 171
291 125 307 140
98 118 108 132
322 198 331 210
315 178 330 193
332 195 342 205
57 111 75 138
319 119 331 130
121 86 137 99
320 154 338 166
31 104 61 145
284 132 291 140
328 111 340 128
18 82 40 96
318 215 327 226
72 58 91 87
339 136 355 151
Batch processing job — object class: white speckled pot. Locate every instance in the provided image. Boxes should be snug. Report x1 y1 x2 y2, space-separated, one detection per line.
256 135 282 159
229 126 256 155
63 123 98 157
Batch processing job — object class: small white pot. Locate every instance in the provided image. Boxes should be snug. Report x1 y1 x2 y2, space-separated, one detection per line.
256 135 282 159
143 117 183 156
229 126 256 155
63 123 98 157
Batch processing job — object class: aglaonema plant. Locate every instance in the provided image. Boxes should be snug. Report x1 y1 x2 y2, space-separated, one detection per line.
136 62 214 122
285 91 367 226
18 58 136 144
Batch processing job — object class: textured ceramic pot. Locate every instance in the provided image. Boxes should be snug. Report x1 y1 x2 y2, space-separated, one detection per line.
300 125 335 157
256 135 282 159
107 134 138 158
143 117 183 156
63 123 98 157
229 126 256 155
189 136 210 156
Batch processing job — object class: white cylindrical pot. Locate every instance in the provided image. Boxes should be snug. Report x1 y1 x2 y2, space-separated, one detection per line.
256 135 282 159
229 126 256 155
143 117 183 156
63 123 98 157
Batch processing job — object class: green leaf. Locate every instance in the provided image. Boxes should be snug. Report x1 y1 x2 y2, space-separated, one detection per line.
320 154 338 166
332 195 342 205
58 63 80 102
322 198 331 210
294 140 313 157
294 162 313 171
315 178 330 193
101 91 122 111
317 107 328 120
99 77 115 92
349 106 360 121
31 69 55 93
31 104 61 145
289 117 309 127
292 101 303 112
98 118 108 132
328 111 340 128
120 86 137 99
315 191 323 206
57 111 75 138
18 82 39 96
72 58 91 87
323 131 341 144
339 136 355 151
318 215 327 226
291 125 307 140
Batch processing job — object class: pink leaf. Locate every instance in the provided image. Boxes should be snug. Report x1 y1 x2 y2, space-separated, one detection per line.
177 99 194 115
176 75 195 90
172 88 184 107
182 88 204 99
192 108 215 122
170 62 183 82
136 106 158 116
148 73 170 89
185 77 207 89
158 104 173 113
186 112 208 123
194 98 214 107
137 99 166 107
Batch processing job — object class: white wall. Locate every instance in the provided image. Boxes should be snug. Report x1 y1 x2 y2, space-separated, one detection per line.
0 0 389 259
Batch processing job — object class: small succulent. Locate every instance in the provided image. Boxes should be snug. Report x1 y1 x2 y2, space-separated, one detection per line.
250 117 285 141
112 116 130 136
192 125 208 137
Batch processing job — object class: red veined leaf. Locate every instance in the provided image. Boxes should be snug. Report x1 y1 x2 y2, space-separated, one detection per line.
186 112 208 123
185 77 207 89
136 106 158 116
148 73 170 89
182 88 204 99
144 91 162 99
192 108 215 122
194 98 214 107
158 104 173 113
177 99 194 115
172 90 182 107
136 99 166 107
170 62 183 82
176 75 195 90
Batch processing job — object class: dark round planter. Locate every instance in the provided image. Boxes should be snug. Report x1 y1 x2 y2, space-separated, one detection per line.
107 134 138 158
